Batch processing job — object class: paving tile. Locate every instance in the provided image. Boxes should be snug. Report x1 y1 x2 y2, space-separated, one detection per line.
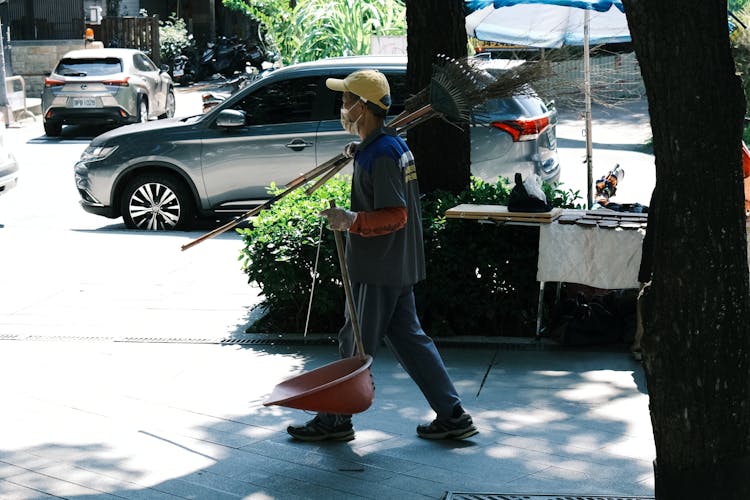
231 472 369 500
0 478 60 499
506 464 655 497
0 461 44 481
497 433 608 458
598 434 657 462
141 476 243 500
2 470 118 498
239 437 415 479
112 486 184 499
354 435 541 483
0 340 655 498
381 468 498 499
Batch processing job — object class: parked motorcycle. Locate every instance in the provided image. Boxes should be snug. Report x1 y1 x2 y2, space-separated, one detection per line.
171 48 199 86
169 33 201 86
172 33 279 85
198 36 245 78
198 35 279 80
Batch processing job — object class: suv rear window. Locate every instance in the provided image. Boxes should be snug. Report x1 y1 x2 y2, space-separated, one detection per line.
55 57 123 77
475 95 547 117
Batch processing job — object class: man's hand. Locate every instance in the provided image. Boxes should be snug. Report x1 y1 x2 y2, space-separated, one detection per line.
343 141 359 159
320 207 357 231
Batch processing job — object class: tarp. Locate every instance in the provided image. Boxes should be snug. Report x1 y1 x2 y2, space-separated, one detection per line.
465 0 631 207
466 1 630 48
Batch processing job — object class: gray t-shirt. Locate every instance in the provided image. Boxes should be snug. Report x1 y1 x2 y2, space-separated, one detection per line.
347 128 425 287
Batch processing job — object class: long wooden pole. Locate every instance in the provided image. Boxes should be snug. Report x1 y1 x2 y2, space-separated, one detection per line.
329 200 366 361
180 154 350 251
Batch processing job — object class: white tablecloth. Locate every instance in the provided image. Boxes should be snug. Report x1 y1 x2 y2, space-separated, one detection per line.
537 222 646 289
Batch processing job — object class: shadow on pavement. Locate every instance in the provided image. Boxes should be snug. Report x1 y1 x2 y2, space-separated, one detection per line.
0 341 654 498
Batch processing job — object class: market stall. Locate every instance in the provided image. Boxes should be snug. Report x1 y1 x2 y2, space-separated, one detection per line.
445 205 646 336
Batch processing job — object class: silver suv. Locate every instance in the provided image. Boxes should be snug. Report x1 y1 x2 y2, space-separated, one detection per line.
42 48 176 137
75 56 559 230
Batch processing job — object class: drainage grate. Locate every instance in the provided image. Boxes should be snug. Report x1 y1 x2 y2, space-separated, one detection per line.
0 334 622 352
119 337 220 344
0 334 338 345
444 495 654 500
23 335 115 343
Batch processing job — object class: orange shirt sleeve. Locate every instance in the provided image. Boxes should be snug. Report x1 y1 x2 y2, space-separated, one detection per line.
349 206 407 237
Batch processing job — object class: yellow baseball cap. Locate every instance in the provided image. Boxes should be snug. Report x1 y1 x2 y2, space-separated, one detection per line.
326 69 391 110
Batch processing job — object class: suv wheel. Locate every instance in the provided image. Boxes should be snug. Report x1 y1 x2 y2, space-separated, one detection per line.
44 120 62 137
138 97 149 122
120 173 194 230
159 89 176 119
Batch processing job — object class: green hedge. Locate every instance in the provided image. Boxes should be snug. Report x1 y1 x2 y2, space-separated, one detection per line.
238 177 581 336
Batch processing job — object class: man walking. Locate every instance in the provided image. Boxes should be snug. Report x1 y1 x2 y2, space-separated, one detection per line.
287 69 478 442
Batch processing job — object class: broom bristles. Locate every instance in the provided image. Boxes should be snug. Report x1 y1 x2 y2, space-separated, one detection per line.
404 55 552 125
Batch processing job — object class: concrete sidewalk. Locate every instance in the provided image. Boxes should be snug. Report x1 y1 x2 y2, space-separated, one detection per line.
1 337 655 499
0 89 655 499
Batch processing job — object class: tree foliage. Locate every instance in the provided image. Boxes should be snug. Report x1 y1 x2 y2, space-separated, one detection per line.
730 0 749 13
158 13 192 64
222 0 406 64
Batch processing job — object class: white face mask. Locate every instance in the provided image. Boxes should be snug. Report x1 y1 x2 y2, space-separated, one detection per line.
340 101 362 136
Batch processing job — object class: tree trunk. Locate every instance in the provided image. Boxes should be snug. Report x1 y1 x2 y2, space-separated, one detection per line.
404 0 470 194
623 1 750 497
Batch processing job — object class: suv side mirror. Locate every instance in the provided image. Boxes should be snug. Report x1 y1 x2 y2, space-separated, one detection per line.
216 109 246 128
159 64 170 73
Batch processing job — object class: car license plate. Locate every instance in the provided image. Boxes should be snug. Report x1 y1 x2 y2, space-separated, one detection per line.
173 68 184 77
70 97 97 108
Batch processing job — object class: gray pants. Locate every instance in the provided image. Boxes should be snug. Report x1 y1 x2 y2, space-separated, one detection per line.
336 282 462 420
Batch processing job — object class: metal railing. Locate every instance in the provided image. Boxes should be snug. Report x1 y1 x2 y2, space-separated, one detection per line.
5 76 35 121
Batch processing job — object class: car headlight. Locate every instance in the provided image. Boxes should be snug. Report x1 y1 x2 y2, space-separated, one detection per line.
80 145 118 161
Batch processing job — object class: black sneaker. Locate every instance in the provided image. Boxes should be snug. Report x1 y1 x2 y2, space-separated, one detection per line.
287 415 355 442
417 412 478 440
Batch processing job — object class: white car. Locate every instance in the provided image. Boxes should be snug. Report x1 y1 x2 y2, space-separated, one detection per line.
41 48 175 137
0 114 18 196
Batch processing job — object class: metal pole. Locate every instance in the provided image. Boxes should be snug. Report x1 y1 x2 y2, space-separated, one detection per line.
329 200 367 361
584 8 593 209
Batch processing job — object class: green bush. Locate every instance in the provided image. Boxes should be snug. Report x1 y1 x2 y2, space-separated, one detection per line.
237 180 349 334
416 178 580 336
238 176 581 335
159 13 192 65
222 0 406 65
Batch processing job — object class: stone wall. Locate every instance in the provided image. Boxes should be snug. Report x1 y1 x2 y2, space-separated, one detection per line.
11 40 85 97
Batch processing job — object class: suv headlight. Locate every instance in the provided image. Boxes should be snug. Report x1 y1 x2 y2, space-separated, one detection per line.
80 145 118 161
